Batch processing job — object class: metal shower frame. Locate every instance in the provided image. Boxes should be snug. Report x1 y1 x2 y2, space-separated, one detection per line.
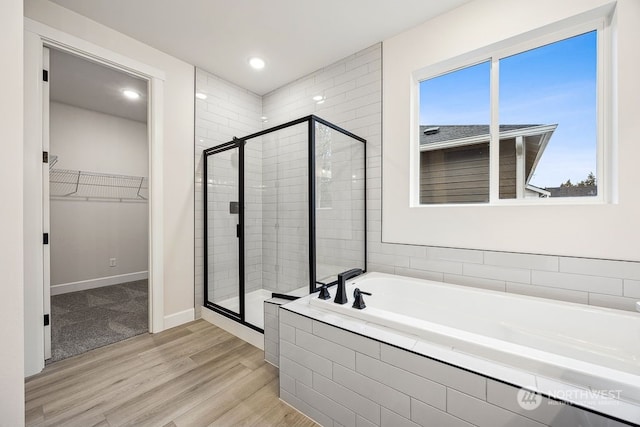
202 115 367 332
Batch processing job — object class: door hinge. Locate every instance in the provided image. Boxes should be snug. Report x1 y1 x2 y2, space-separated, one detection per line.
44 314 50 326
43 151 49 163
43 233 49 245
236 224 241 238
43 69 49 82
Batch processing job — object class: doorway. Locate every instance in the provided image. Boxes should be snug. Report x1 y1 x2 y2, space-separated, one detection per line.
45 47 150 362
24 20 165 376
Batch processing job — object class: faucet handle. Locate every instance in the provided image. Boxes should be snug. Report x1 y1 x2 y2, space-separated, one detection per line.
318 284 331 300
352 288 372 309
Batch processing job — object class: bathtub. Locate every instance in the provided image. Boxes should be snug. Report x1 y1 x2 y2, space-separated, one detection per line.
308 272 640 409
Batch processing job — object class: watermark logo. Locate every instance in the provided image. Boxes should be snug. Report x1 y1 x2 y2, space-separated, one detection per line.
517 386 542 411
516 386 623 411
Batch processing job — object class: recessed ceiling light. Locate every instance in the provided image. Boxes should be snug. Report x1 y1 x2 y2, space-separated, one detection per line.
312 95 324 102
122 89 141 100
249 57 265 70
195 92 207 100
261 116 268 122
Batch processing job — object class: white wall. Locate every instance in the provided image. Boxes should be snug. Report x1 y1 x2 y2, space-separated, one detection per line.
50 102 148 288
0 0 25 424
24 0 195 317
383 0 640 261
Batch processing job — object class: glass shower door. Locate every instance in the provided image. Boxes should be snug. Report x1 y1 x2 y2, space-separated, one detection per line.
204 145 241 319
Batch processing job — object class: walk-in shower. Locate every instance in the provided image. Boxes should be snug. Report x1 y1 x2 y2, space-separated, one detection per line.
203 115 366 331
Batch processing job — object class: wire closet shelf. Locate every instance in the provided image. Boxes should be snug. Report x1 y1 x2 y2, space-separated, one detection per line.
50 169 148 202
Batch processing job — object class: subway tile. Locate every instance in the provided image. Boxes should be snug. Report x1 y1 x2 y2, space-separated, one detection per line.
378 243 427 258
296 329 356 370
356 415 378 427
588 293 639 312
368 263 396 275
411 398 474 427
280 356 312 387
297 381 356 427
381 344 486 399
280 340 333 378
280 309 313 332
333 363 411 418
312 320 381 359
395 268 444 283
280 389 334 427
280 372 296 395
505 282 588 305
624 279 640 298
559 257 640 280
264 314 278 332
264 301 279 316
486 379 629 427
410 258 463 275
264 350 278 367
428 247 484 264
369 251 409 268
444 274 506 292
356 353 446 410
484 251 558 272
447 389 546 427
264 337 278 356
313 372 381 426
463 263 530 284
380 407 419 427
531 270 623 295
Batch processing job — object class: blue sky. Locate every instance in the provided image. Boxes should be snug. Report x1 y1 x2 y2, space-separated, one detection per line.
420 31 597 188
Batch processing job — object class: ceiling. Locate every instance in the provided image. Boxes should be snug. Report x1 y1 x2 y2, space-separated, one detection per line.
50 0 472 95
50 49 148 122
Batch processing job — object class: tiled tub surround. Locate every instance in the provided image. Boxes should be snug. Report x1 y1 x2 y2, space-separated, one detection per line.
264 298 287 367
278 277 640 426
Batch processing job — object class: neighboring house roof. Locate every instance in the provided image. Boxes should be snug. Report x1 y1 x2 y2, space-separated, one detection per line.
419 124 558 186
546 185 597 197
420 124 538 145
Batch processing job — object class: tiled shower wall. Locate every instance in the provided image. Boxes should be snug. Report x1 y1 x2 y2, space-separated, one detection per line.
260 125 310 293
314 124 366 281
261 43 640 313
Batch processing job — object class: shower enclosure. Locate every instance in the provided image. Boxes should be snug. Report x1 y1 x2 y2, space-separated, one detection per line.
203 115 366 331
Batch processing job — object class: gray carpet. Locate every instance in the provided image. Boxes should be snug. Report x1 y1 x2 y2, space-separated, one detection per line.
49 280 148 363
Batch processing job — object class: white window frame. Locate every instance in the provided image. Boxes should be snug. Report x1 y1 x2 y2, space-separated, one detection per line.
412 18 610 207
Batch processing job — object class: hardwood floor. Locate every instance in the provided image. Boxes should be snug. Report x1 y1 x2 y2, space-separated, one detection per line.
25 319 318 427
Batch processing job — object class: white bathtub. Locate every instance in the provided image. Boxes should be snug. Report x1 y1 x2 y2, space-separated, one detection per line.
309 272 640 407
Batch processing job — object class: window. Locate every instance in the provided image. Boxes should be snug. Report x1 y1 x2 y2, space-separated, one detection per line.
418 30 599 204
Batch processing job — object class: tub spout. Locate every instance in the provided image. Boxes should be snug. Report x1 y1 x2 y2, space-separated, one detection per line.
335 268 364 304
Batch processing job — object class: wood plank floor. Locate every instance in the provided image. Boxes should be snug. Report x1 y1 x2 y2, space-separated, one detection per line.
25 319 318 427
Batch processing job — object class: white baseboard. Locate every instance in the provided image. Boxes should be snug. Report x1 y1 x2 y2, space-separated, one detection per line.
163 307 195 330
50 271 149 296
201 306 264 350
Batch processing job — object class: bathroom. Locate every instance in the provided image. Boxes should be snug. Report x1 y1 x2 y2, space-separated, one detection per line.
7 0 640 425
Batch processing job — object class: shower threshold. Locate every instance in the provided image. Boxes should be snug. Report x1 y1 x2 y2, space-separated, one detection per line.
214 286 308 330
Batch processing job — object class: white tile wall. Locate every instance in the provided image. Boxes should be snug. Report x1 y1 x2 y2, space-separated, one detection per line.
260 124 310 293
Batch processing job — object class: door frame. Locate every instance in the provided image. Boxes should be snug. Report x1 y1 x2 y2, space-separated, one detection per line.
24 18 165 376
